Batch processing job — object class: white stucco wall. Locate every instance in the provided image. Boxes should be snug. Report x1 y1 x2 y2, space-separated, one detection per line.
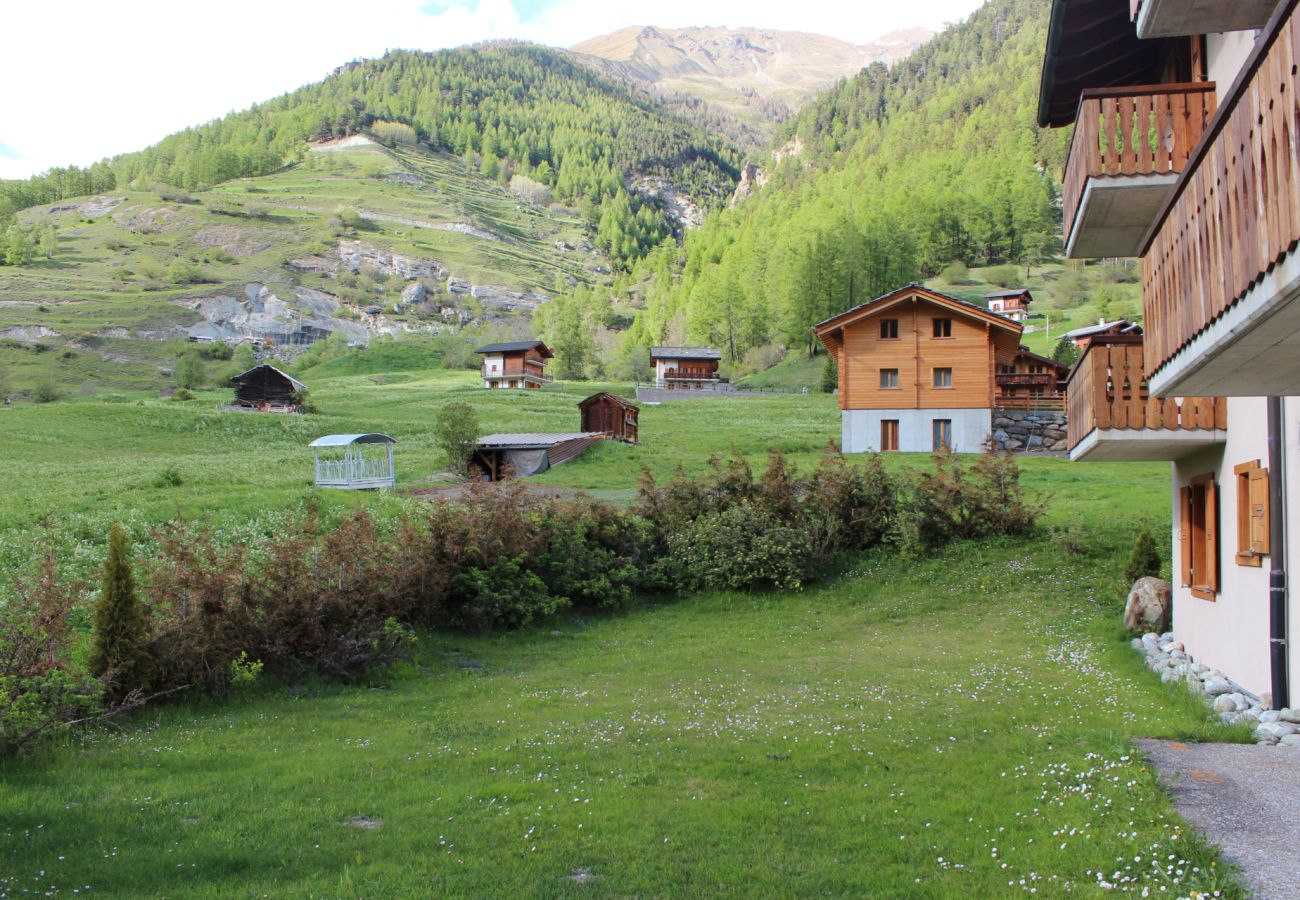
1169 395 1300 705
841 408 991 454
1206 31 1259 104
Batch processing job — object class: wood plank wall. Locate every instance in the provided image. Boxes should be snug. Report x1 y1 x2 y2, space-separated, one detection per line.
1143 5 1300 376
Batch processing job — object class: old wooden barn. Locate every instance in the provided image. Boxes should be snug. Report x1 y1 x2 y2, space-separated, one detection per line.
230 365 306 413
578 392 639 443
472 433 604 481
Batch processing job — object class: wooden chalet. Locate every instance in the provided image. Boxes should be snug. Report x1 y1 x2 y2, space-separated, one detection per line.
471 433 604 481
1040 0 1300 705
996 346 1068 409
229 365 306 413
983 288 1034 322
1062 319 1143 351
474 340 554 389
813 283 1023 453
650 347 724 389
579 392 639 443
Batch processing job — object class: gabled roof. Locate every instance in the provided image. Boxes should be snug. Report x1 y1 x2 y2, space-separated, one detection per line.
984 289 1034 301
1015 345 1069 373
309 433 396 447
475 340 553 356
650 346 722 360
476 432 603 449
1038 0 1177 128
230 364 307 392
1063 319 1143 340
578 391 638 410
812 283 1024 336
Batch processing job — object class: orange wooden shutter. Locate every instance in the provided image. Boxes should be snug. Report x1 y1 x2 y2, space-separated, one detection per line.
1179 486 1193 587
1249 467 1271 557
1203 478 1219 592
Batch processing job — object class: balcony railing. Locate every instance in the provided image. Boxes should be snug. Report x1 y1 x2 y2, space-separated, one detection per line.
662 371 723 381
1062 83 1216 257
1142 6 1300 392
1065 337 1225 455
996 373 1059 387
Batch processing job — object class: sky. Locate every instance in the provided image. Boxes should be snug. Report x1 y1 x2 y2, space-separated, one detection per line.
0 0 987 180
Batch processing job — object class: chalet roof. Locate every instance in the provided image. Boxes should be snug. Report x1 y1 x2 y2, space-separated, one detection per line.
812 283 1024 336
577 391 638 411
309 433 397 447
1038 0 1177 128
229 364 307 393
984 289 1034 301
474 340 553 356
476 432 604 450
1015 345 1069 373
1063 319 1144 339
650 346 722 360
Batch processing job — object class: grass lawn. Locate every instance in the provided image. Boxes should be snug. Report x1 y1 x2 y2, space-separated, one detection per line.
0 366 1247 897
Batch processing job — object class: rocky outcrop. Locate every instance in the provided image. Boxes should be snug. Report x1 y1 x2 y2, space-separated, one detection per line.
182 284 370 346
336 241 447 280
632 176 705 230
193 225 276 258
1124 577 1172 633
730 162 767 206
0 325 61 343
111 206 190 233
992 409 1068 453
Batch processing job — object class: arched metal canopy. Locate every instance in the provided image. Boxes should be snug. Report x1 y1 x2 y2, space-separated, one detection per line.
309 433 397 448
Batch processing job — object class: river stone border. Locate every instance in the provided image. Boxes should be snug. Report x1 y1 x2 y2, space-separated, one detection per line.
1133 631 1300 747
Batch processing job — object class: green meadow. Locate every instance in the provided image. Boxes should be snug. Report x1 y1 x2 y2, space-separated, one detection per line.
0 366 1246 897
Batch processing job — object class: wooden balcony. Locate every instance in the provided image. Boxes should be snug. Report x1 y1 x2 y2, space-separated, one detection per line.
1065 337 1226 461
996 373 1058 388
1142 5 1300 397
1130 0 1276 39
1062 83 1215 258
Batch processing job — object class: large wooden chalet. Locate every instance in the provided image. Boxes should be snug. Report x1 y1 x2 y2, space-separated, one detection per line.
475 340 553 389
650 347 724 389
997 347 1068 408
983 288 1034 322
813 283 1023 453
1042 0 1299 707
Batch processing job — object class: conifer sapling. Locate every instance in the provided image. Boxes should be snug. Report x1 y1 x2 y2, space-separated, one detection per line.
89 523 152 699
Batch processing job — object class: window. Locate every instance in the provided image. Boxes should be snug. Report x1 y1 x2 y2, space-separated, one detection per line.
932 419 952 451
1234 460 1270 567
933 367 953 389
880 318 899 340
881 420 900 452
932 318 952 338
1180 474 1219 599
880 368 899 389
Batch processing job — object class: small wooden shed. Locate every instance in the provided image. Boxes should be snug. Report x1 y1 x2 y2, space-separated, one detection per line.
578 392 639 443
471 433 604 481
309 433 396 490
230 365 306 413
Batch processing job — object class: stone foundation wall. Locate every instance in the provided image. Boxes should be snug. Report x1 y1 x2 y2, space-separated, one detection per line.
992 408 1068 453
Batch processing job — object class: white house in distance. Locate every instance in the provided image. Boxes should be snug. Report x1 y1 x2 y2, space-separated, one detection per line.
474 340 553 389
650 347 724 389
1042 0 1300 708
983 288 1034 322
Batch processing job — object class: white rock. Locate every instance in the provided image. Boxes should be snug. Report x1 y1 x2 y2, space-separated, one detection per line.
1233 694 1251 712
1279 708 1300 725
1204 677 1234 697
1259 721 1297 739
1186 674 1205 691
1167 641 1184 652
1131 637 1145 651
1213 694 1237 714
1260 710 1282 724
1161 669 1182 684
1278 734 1300 747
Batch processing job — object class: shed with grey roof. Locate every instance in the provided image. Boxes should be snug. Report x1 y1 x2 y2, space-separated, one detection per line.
471 432 604 481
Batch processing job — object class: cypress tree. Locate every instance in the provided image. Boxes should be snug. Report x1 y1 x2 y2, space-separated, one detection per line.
89 523 151 699
820 354 838 394
1123 520 1163 585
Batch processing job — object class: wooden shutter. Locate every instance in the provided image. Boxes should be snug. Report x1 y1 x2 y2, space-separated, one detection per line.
1179 485 1193 587
1249 466 1271 557
1203 477 1218 592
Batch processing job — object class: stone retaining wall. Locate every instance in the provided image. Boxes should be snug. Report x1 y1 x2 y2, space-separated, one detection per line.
992 408 1068 453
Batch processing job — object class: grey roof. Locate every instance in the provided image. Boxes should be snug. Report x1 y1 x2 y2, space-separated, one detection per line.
1063 320 1142 339
650 346 722 360
983 289 1033 300
230 364 307 392
475 340 548 354
309 433 397 447
476 432 603 449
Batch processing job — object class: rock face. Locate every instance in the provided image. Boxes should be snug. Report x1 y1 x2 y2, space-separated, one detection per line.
730 163 768 206
1124 577 1172 633
631 176 705 230
183 284 370 346
336 241 447 280
991 409 1069 453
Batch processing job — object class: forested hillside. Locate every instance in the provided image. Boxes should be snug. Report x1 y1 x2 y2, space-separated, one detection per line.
1 44 741 268
618 0 1067 361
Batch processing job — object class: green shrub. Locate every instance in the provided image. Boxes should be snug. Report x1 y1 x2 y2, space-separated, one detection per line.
170 389 194 402
820 355 838 393
1123 520 1162 585
983 264 1019 288
31 378 60 403
941 259 970 283
670 504 811 591
436 401 480 476
152 466 184 487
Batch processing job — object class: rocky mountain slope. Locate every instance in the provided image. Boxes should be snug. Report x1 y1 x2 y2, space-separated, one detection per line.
571 26 934 140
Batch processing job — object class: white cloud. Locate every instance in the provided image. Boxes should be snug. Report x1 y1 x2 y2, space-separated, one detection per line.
0 0 986 179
